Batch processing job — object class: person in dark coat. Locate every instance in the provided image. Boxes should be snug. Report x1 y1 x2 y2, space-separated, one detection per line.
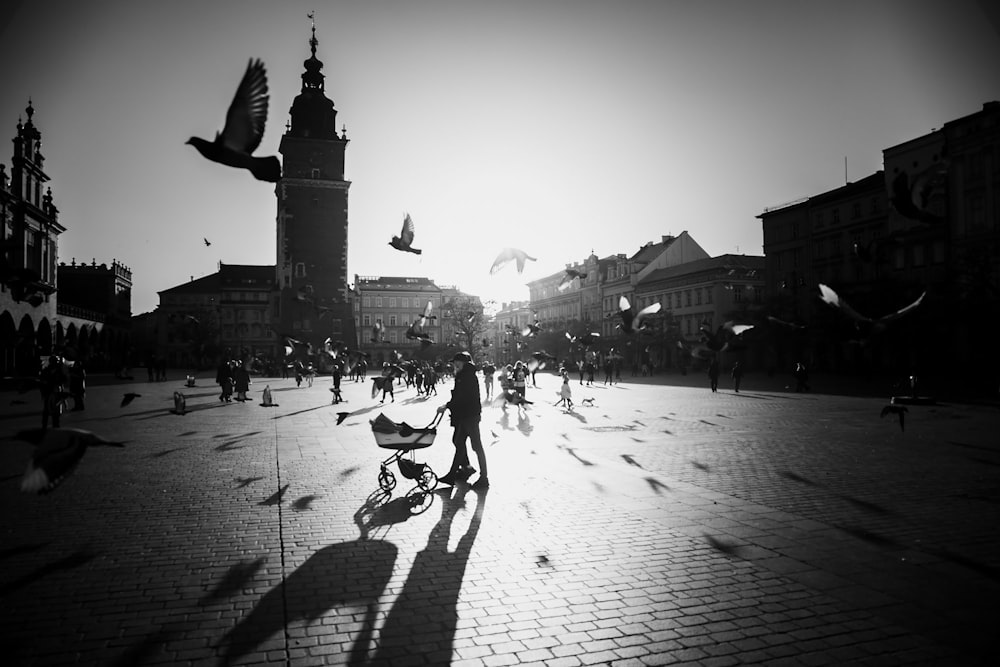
436 351 488 489
234 361 251 401
731 361 744 393
708 357 720 393
39 355 68 428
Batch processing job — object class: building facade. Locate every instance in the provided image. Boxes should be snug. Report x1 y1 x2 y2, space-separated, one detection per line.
353 275 444 364
1 102 130 376
276 23 354 353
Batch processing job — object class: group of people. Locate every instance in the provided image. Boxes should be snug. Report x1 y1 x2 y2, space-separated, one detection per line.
215 359 252 402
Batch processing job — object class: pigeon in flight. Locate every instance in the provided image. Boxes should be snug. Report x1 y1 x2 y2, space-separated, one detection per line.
121 392 141 407
186 58 281 182
880 403 908 432
405 321 432 342
490 247 537 275
565 331 600 347
557 269 587 291
521 320 542 337
818 284 926 335
16 427 124 494
389 213 421 254
617 296 661 334
371 320 384 343
415 300 436 327
204 238 212 247
890 169 946 225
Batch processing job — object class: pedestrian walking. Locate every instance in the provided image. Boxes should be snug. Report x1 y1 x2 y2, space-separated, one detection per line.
216 360 234 402
379 363 395 403
794 362 810 392
732 361 744 392
482 362 495 400
436 351 489 489
513 361 527 403
708 357 720 393
234 360 251 401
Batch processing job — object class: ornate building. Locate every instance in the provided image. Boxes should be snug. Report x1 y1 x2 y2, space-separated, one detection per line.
1 102 130 376
276 22 354 352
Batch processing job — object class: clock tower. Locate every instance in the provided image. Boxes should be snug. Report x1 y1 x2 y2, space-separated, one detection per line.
276 21 354 350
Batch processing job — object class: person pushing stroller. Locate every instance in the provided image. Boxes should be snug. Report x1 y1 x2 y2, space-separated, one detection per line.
436 351 489 489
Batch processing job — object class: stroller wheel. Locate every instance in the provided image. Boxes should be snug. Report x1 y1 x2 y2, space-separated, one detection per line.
378 467 397 491
405 486 434 515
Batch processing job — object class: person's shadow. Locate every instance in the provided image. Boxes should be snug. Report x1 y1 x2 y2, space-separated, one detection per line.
358 485 488 665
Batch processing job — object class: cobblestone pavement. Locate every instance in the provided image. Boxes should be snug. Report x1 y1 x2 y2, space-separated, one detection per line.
1 370 998 666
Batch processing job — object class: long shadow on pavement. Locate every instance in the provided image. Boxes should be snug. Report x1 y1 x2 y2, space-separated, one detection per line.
358 485 488 665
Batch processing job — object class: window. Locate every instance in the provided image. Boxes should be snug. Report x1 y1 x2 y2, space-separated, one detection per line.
363 314 371 326
733 285 744 303
401 297 408 310
295 263 306 277
685 291 691 307
389 314 397 326
389 297 397 308
871 197 880 214
705 288 712 305
695 289 701 306
311 168 320 179
375 296 383 307
363 296 371 308
832 208 840 223
852 202 861 219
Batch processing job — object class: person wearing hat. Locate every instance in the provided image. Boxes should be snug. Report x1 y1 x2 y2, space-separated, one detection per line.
436 351 489 488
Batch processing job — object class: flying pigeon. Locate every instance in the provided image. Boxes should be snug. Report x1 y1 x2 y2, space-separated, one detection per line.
416 300 436 326
204 238 212 246
405 322 432 342
336 412 350 425
890 170 945 225
880 403 908 432
617 296 661 334
371 320 384 343
17 427 124 494
565 331 600 346
557 269 587 291
490 247 537 275
121 392 141 407
389 213 421 254
186 59 281 182
818 284 926 335
521 320 542 337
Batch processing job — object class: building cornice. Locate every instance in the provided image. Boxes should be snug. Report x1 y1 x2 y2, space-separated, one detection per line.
280 178 352 191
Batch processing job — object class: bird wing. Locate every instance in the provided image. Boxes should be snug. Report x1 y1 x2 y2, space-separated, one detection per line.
878 291 926 324
557 273 574 291
489 248 514 274
219 58 269 154
618 295 631 313
514 249 537 274
400 213 415 246
818 284 870 323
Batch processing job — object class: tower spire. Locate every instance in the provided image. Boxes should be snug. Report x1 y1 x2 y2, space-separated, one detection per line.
308 11 317 57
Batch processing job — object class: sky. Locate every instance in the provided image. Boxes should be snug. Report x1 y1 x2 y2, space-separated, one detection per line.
1 0 998 315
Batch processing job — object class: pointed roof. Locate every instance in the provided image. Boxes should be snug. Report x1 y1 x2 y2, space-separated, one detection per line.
286 16 340 140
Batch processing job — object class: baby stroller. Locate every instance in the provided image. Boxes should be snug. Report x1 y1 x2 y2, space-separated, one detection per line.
369 411 443 513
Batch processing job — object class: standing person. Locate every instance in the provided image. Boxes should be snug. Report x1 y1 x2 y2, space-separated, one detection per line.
585 359 595 386
794 362 810 392
234 360 251 402
331 363 343 404
731 361 744 393
39 355 67 428
577 359 585 385
603 357 613 385
68 359 86 411
216 359 234 402
556 372 573 410
379 363 395 403
708 357 720 393
513 361 527 404
482 361 495 400
436 351 488 489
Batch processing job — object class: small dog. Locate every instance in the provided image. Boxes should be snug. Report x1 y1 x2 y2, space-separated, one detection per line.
581 397 595 406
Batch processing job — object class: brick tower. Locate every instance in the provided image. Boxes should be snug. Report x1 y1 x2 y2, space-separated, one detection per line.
276 20 354 349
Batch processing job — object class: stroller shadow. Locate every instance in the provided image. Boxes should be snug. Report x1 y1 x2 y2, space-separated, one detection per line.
358 486 488 665
218 538 399 666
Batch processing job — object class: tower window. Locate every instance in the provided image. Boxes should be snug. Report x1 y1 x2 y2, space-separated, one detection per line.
295 263 306 277
311 168 320 179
